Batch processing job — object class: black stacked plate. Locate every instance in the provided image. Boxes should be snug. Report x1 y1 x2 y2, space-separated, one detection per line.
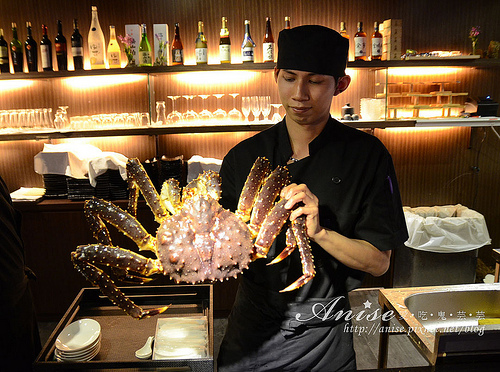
66 178 95 200
43 174 69 198
94 170 128 200
94 172 111 199
108 170 128 200
143 158 160 192
159 155 184 188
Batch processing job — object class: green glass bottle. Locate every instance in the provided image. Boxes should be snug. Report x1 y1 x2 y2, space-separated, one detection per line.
10 23 23 72
138 24 152 66
0 29 10 73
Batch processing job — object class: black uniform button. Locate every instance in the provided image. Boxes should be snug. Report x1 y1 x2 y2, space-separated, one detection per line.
332 176 341 184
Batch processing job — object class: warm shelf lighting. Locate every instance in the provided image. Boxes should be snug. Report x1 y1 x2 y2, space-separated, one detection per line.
388 67 461 77
62 74 146 89
0 79 35 91
174 70 259 85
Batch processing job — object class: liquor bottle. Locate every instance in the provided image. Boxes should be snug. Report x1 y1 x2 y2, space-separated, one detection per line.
40 24 52 71
71 19 84 70
25 22 38 72
340 21 349 40
88 6 106 69
171 23 183 66
0 29 9 73
107 25 121 68
371 21 383 60
219 17 231 64
195 21 207 64
284 16 291 29
241 20 255 63
10 23 23 72
354 21 367 61
138 24 152 66
263 17 274 62
55 20 67 71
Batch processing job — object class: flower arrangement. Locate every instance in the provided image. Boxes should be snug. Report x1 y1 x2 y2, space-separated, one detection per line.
469 26 480 55
154 34 169 66
118 34 136 66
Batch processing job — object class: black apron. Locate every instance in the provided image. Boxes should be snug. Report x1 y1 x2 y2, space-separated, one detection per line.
217 277 356 372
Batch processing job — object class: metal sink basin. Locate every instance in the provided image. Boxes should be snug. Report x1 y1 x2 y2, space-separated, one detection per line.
404 287 500 333
378 283 500 366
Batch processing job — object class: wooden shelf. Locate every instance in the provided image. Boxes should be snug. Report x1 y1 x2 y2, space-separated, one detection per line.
1 59 499 81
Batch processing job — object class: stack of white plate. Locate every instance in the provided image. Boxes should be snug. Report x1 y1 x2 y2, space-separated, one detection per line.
54 318 101 362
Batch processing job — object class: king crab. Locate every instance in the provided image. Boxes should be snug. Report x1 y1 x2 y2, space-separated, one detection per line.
71 157 315 319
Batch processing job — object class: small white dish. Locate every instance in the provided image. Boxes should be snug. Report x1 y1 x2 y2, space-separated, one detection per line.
55 318 101 352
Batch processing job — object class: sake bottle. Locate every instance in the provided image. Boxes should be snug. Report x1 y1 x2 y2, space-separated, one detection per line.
241 20 255 63
138 24 152 66
195 21 207 64
107 25 121 68
88 6 106 69
219 17 231 64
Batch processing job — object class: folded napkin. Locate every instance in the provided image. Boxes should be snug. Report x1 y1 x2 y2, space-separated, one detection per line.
10 187 46 202
186 155 222 183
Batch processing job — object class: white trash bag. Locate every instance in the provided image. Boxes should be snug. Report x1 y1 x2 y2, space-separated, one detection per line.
403 204 491 253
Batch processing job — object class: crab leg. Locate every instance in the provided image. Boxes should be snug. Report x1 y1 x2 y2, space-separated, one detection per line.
253 198 292 258
85 197 157 252
236 157 271 222
71 245 168 319
248 166 290 237
127 158 170 223
280 216 316 292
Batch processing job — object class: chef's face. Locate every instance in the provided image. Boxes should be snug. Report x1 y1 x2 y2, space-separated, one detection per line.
275 68 350 127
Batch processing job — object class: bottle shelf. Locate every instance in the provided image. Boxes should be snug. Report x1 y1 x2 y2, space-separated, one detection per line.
1 59 499 81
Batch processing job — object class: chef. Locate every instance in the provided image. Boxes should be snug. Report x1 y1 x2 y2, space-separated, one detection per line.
217 25 408 371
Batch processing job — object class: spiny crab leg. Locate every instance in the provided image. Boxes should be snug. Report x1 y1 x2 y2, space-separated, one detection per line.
236 157 272 223
253 198 292 258
127 158 170 223
85 198 157 253
279 216 316 292
71 244 168 319
248 166 290 237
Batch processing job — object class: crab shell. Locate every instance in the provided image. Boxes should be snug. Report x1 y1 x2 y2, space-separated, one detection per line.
156 195 254 283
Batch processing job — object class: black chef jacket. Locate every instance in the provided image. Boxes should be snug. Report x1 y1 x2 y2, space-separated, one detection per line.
0 176 41 371
217 117 408 371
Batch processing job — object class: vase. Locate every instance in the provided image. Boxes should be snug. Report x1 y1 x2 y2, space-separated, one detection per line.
472 40 477 56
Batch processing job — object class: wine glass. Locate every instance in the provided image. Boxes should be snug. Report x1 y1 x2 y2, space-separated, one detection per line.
155 101 167 125
271 103 283 122
58 106 69 128
250 96 261 122
183 95 199 122
198 94 214 121
228 93 243 121
241 96 251 122
259 96 271 122
212 94 227 120
167 96 183 124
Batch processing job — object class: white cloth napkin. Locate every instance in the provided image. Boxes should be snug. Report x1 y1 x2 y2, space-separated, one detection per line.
186 155 222 183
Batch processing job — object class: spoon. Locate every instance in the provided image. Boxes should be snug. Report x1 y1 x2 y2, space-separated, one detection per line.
135 336 154 359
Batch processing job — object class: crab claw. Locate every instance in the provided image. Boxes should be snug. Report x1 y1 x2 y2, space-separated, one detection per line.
267 225 297 265
279 216 315 292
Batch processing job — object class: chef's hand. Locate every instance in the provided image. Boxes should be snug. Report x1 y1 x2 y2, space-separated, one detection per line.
281 183 323 240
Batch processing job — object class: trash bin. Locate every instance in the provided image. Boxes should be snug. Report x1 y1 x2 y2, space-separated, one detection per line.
393 204 491 287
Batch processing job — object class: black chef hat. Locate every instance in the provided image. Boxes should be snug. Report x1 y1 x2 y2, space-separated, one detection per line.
277 25 349 77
